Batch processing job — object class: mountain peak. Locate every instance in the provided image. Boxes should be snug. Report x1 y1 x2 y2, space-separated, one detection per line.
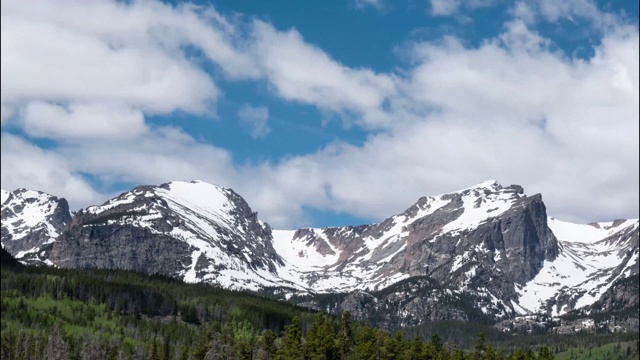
54 180 284 289
1 189 8 204
1 188 71 264
468 179 501 190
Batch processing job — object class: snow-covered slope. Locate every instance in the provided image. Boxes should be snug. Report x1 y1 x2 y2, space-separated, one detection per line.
517 217 639 316
273 181 538 289
8 179 638 324
51 181 295 291
1 188 71 264
269 180 563 319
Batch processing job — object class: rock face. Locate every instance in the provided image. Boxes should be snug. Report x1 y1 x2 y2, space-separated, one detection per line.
272 181 559 318
1 188 71 264
50 181 285 290
2 180 638 331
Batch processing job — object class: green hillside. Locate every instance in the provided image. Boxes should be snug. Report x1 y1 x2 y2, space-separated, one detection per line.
1 247 637 360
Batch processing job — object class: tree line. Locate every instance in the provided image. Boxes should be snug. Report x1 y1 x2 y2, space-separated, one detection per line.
0 247 574 360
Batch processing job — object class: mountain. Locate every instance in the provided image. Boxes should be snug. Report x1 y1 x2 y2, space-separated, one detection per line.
50 181 288 290
271 180 560 320
518 217 639 315
1 180 638 332
1 188 71 265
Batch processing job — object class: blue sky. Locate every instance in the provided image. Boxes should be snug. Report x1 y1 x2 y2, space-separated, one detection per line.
1 0 638 228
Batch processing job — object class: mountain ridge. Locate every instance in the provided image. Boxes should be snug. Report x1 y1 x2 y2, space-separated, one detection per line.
2 180 638 332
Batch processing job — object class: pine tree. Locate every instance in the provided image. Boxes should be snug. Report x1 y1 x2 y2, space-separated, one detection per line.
431 333 444 354
353 325 377 360
303 313 338 360
484 344 504 360
193 322 221 360
162 335 171 360
255 329 278 360
384 331 407 360
537 346 554 360
511 348 527 360
338 311 355 360
149 338 162 360
275 316 303 360
474 331 487 360
405 336 427 360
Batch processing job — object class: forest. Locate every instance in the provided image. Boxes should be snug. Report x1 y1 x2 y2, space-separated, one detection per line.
1 248 637 360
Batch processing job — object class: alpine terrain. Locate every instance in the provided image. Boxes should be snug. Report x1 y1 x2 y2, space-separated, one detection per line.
2 180 638 333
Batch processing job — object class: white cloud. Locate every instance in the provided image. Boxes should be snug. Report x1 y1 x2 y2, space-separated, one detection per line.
0 3 219 114
20 102 148 141
430 0 461 16
0 0 263 144
0 0 637 228
251 21 398 128
240 20 639 225
429 0 497 16
0 104 12 125
510 0 622 30
353 0 384 11
0 133 103 208
238 105 270 139
56 127 237 189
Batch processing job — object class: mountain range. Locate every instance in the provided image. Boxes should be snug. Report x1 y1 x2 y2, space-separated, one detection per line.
2 180 638 333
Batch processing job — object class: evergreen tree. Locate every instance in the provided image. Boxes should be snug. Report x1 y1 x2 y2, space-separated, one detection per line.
338 311 355 360
510 348 527 360
484 344 503 360
537 346 554 360
385 331 407 360
193 322 221 360
1 332 13 360
149 338 160 360
255 329 277 360
353 325 377 360
473 331 487 360
405 336 426 360
162 335 171 360
303 313 338 360
275 316 303 360
431 333 444 354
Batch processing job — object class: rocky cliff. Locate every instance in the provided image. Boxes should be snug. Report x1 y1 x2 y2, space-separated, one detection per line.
1 188 71 265
50 181 286 290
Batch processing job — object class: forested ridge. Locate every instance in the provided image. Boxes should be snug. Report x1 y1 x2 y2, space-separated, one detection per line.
1 248 637 360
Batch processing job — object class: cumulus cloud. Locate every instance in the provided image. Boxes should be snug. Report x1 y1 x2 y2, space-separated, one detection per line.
251 21 398 128
241 19 639 225
0 104 13 125
510 0 623 30
238 105 270 139
20 102 148 141
430 0 461 16
0 133 103 208
353 0 384 11
0 0 637 228
429 0 497 16
0 1 221 114
56 127 237 189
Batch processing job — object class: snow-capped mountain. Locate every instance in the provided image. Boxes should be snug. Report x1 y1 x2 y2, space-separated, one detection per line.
272 181 558 317
1 188 71 264
50 181 290 290
1 180 637 330
517 217 639 316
